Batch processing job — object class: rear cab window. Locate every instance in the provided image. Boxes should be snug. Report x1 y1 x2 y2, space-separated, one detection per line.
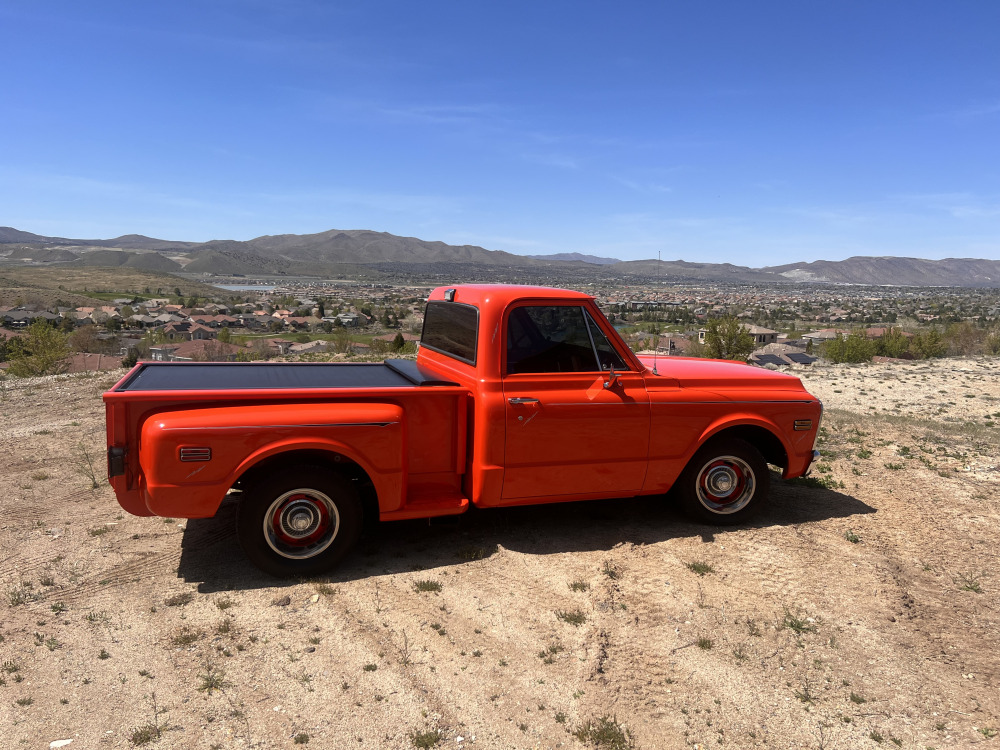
420 301 479 365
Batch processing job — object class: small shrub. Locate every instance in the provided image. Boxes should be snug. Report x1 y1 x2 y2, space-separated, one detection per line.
569 580 590 592
455 544 494 561
197 666 230 694
293 733 310 744
8 585 33 606
686 561 714 576
556 609 587 627
844 530 861 544
601 560 620 580
850 692 866 704
98 649 111 660
410 729 441 748
782 609 817 634
573 715 634 749
538 643 564 664
413 580 442 593
697 637 713 650
164 592 193 607
363 663 378 672
15 696 33 706
956 572 983 593
129 723 160 745
171 626 203 646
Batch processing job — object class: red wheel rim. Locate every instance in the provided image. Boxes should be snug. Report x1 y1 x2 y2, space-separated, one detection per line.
263 489 340 560
695 456 756 514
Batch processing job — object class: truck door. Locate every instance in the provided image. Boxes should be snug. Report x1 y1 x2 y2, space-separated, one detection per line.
501 303 651 500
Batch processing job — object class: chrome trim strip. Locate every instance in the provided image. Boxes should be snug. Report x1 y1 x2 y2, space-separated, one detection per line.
651 400 816 405
161 422 398 430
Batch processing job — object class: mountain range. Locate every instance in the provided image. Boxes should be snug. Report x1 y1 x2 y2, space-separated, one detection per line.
2 226 998 287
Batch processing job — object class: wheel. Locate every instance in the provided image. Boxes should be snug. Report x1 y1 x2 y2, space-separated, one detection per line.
677 438 769 524
237 466 363 577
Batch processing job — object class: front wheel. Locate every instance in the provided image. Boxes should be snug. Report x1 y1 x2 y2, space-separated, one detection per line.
237 466 363 577
677 438 769 524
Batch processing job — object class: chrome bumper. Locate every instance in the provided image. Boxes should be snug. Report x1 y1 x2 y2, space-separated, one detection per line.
803 450 820 477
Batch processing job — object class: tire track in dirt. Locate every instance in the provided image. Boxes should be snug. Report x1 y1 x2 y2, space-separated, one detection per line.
732 534 818 611
50 550 184 605
0 488 101 525
0 546 66 582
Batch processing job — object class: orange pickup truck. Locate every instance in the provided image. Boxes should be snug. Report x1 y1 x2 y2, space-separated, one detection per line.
104 285 822 576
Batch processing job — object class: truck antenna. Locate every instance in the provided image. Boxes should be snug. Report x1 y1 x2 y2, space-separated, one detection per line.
652 250 661 375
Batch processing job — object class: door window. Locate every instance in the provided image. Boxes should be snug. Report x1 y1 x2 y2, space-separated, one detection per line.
506 305 627 374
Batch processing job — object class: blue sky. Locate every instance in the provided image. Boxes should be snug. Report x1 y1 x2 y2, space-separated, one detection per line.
2 1 999 265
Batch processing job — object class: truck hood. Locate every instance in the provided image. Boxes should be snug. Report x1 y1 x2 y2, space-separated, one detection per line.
637 355 809 393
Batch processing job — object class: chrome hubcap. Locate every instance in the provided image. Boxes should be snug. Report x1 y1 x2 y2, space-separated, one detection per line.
696 455 755 514
264 489 340 560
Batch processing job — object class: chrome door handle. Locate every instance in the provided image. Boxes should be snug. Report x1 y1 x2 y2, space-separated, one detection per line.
508 397 540 404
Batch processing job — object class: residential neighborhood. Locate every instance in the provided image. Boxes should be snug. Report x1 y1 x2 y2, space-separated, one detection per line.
1 278 999 374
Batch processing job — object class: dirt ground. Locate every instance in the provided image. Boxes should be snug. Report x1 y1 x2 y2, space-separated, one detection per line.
0 358 997 750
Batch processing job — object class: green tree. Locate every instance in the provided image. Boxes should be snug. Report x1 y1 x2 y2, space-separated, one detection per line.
986 328 1000 356
823 332 876 363
702 317 755 361
945 321 983 356
910 329 946 359
876 328 909 358
8 320 70 377
217 326 232 344
392 332 406 351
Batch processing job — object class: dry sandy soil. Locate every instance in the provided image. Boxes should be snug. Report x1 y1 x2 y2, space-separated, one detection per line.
1 358 998 750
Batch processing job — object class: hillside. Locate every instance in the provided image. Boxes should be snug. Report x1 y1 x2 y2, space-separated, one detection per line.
765 256 1000 286
0 267 225 307
0 359 997 748
3 226 1000 286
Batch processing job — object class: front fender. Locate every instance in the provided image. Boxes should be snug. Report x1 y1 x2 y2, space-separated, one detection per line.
697 413 792 457
697 406 819 478
139 402 404 518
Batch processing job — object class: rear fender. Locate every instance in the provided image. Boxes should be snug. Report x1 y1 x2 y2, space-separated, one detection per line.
139 402 404 518
231 436 402 510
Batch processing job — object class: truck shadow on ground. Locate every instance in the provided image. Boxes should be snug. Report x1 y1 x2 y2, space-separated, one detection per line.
179 479 876 593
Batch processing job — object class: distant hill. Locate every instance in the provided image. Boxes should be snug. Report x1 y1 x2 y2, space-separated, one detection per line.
764 256 1000 286
3 226 999 287
69 250 183 271
0 226 196 251
527 252 621 265
609 258 782 283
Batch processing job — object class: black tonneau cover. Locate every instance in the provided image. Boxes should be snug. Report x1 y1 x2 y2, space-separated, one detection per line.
114 359 458 392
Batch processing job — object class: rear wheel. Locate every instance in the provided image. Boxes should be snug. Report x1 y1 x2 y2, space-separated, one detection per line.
677 438 769 524
237 466 362 577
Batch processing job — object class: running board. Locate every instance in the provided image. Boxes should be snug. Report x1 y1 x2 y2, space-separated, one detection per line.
379 492 469 522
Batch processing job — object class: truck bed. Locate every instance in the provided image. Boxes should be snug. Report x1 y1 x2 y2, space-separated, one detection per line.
112 359 458 392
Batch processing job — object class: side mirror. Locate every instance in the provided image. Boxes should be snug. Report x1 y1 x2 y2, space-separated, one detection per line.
603 364 619 389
